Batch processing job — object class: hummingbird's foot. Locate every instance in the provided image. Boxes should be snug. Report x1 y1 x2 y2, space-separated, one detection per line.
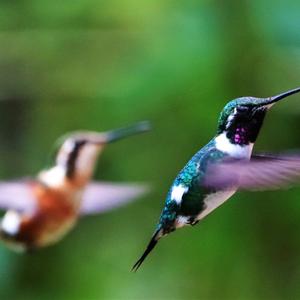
191 220 199 226
186 217 199 226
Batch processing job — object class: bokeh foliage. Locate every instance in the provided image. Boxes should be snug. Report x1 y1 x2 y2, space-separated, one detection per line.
0 1 300 299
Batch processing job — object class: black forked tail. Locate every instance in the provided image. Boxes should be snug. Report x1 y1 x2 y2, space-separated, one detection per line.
132 229 161 272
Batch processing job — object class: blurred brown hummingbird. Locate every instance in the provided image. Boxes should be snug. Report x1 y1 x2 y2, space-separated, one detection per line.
0 121 150 252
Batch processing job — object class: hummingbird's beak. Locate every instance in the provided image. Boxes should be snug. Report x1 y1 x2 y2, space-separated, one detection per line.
257 87 300 108
90 121 151 145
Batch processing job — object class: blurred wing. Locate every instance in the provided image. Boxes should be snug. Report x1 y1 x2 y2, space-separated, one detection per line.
80 182 149 215
204 154 300 191
0 181 37 213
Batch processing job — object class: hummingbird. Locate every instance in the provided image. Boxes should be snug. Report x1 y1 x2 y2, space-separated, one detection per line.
0 121 150 252
132 87 300 271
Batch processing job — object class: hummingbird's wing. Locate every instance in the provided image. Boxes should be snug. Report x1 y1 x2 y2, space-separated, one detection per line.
0 181 149 215
0 181 37 213
80 182 149 215
204 154 300 191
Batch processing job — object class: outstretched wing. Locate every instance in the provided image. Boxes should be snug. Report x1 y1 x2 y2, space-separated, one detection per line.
0 181 149 215
80 182 149 215
204 154 300 191
0 181 37 213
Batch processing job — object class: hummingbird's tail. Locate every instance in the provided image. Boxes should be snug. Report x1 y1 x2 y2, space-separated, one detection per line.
131 228 162 272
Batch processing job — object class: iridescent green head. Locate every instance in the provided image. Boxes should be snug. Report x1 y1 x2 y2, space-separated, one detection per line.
216 87 300 145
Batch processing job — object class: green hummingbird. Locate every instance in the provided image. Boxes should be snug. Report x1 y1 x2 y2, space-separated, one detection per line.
132 87 300 271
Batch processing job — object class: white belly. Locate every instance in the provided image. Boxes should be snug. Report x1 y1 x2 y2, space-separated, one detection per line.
175 189 237 228
196 189 237 221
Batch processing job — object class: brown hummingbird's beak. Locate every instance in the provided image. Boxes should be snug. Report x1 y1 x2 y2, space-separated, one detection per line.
89 121 151 145
257 87 300 107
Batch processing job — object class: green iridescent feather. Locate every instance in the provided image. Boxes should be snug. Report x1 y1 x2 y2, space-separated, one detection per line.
158 139 228 233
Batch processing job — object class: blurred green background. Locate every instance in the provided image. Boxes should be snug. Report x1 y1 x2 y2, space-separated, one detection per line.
0 1 300 299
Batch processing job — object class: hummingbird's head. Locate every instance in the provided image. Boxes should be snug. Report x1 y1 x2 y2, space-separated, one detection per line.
216 87 300 146
39 121 151 188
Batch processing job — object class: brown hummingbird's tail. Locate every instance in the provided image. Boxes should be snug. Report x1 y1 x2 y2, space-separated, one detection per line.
131 229 162 272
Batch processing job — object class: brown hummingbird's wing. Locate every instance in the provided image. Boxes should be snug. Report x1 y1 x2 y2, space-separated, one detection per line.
204 154 300 191
0 182 37 213
80 182 149 215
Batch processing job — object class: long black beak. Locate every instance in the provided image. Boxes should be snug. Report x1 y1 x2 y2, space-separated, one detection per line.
258 87 300 106
93 121 151 144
